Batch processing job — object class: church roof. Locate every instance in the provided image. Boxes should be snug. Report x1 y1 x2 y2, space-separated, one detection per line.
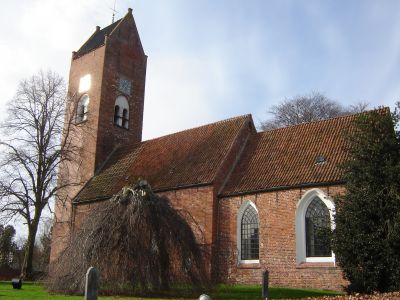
75 19 121 57
74 115 252 203
221 113 357 196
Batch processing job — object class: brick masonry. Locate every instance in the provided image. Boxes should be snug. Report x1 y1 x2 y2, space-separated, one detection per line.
215 185 348 291
69 184 348 291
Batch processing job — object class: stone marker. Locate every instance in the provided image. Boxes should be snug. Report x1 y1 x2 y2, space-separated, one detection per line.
84 267 99 300
199 294 211 300
262 269 269 300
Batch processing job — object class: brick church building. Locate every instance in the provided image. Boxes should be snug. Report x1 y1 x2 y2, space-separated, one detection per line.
51 9 353 291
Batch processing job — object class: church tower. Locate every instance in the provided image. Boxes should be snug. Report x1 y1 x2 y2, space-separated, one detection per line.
51 8 147 261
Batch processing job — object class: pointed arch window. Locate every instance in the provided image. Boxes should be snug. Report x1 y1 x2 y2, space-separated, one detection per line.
295 189 335 263
237 201 259 263
76 94 89 123
305 197 332 257
114 96 129 129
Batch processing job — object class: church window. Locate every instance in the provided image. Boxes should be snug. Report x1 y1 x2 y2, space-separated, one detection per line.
295 189 335 263
76 94 89 123
114 96 129 128
305 197 331 257
237 201 259 263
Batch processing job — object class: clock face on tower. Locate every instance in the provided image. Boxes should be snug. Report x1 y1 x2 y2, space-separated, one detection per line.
118 78 131 95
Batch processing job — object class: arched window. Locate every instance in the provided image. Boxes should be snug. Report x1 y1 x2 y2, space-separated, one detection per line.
305 197 331 257
295 189 335 263
237 201 259 263
76 94 89 123
114 96 129 128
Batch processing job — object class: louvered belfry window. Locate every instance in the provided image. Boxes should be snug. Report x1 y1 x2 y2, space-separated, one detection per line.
305 197 331 257
241 205 259 260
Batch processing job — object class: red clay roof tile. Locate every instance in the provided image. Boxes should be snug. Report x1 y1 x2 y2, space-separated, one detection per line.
221 113 357 196
74 115 252 202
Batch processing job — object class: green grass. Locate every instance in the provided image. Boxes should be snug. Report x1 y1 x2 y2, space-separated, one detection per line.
212 285 342 299
0 282 343 300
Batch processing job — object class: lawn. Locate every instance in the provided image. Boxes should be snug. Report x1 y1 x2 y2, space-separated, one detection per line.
0 282 342 300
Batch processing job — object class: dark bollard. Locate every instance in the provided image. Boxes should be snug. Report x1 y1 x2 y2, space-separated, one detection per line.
261 270 269 300
11 278 22 289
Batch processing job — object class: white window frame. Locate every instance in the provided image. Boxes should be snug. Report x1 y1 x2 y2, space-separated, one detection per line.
237 200 260 264
295 188 335 264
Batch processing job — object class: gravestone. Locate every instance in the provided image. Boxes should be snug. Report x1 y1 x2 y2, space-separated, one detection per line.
84 267 99 300
262 269 269 300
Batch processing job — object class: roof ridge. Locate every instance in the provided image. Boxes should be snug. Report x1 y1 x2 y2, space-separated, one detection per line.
143 114 252 143
259 107 389 134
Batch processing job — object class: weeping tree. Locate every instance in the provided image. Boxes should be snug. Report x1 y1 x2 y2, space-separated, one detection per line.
48 180 209 296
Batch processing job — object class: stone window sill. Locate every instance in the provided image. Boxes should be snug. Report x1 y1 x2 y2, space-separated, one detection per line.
237 263 261 269
296 262 337 269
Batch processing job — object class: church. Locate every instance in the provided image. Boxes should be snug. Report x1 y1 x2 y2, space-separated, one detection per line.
50 8 352 291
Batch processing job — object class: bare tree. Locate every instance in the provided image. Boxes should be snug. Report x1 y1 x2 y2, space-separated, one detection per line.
260 92 369 130
0 71 77 279
349 101 369 114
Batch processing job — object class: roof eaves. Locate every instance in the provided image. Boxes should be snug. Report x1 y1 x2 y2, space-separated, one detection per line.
219 180 346 198
73 182 213 205
153 182 212 193
73 195 111 205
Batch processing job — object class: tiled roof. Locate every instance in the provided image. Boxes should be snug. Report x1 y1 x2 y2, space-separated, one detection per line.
221 113 358 196
74 115 252 203
75 19 121 57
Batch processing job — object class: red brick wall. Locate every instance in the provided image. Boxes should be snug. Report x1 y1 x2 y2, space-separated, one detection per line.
60 182 348 291
96 16 147 170
50 45 107 262
216 185 348 291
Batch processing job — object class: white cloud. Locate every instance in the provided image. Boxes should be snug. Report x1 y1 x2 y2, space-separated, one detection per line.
143 53 223 139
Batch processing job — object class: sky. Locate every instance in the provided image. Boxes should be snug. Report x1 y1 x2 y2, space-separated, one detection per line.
1 0 400 140
0 1 400 237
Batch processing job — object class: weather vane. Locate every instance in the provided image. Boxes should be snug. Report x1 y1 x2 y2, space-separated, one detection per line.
111 0 117 23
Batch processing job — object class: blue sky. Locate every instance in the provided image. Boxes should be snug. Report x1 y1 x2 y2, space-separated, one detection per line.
1 0 400 141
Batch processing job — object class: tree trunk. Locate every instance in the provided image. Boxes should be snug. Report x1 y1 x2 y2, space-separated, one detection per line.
20 219 39 279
